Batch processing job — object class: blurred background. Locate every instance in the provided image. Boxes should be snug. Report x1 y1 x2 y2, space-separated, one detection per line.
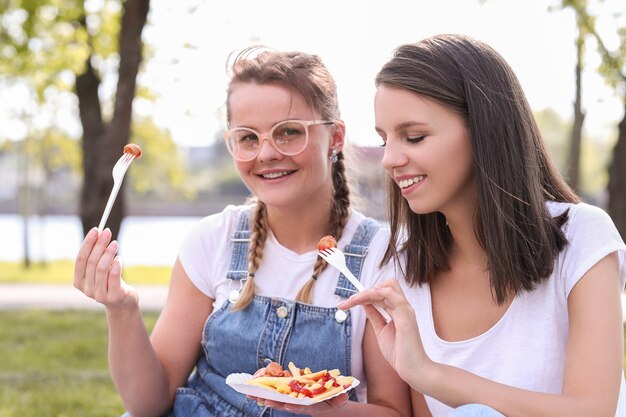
0 0 625 415
0 0 625 267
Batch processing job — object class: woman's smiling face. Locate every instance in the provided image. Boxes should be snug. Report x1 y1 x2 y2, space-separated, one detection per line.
228 82 342 210
375 84 476 216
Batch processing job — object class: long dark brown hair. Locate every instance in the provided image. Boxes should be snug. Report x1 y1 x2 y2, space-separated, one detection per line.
226 47 351 310
378 34 580 304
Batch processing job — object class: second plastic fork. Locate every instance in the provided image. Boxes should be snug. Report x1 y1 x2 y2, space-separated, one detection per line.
98 152 136 231
319 247 392 322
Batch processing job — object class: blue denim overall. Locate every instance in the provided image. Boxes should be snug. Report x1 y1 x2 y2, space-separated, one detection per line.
168 212 381 417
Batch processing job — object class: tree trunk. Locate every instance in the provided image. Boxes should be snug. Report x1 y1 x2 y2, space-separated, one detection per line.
566 27 585 192
19 138 31 268
75 0 150 239
607 101 626 241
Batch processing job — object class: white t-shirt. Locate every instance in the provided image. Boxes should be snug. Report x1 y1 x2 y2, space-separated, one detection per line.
178 204 397 400
399 202 626 416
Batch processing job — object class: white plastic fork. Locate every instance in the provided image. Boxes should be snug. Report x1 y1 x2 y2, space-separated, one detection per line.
319 247 392 323
98 152 136 231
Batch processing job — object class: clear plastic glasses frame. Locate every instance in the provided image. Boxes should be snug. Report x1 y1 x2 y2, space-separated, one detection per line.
223 119 334 162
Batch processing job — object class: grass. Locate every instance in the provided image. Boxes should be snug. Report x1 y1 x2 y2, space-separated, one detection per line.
0 261 167 415
0 261 171 285
0 309 624 416
0 309 158 417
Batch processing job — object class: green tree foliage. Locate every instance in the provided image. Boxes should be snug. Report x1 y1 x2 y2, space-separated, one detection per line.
127 118 194 200
0 0 184 206
572 2 626 237
579 136 610 200
41 129 81 173
0 0 151 240
535 108 570 171
0 0 90 98
535 107 611 201
556 0 626 236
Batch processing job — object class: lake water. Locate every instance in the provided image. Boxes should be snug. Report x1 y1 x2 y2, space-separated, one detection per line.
0 214 203 266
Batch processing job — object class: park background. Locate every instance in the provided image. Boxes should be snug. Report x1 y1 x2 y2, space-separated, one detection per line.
0 0 625 415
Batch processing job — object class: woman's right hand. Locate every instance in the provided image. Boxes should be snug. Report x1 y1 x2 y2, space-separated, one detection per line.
73 227 139 310
337 279 432 387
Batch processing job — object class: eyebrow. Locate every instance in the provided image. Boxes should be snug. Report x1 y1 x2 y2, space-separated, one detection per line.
233 118 308 131
397 121 428 129
375 120 428 134
230 120 281 131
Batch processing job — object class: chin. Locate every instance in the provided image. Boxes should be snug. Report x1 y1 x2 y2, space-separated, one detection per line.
256 192 296 208
407 201 436 216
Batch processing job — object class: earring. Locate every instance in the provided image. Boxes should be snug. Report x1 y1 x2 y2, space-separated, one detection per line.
329 149 338 163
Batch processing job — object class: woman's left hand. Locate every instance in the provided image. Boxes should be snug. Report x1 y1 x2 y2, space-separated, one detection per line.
248 393 349 415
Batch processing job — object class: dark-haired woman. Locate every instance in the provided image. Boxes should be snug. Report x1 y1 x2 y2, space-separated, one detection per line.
340 34 626 417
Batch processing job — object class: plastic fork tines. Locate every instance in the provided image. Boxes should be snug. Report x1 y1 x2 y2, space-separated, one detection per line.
97 153 135 231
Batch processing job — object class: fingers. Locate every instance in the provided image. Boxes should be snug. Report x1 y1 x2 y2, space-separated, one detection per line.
337 278 400 309
73 227 98 289
248 396 289 412
338 278 414 328
75 228 120 299
323 392 349 408
337 284 389 333
246 395 268 408
260 399 289 411
362 304 391 333
248 393 349 413
73 229 138 310
107 256 123 293
82 228 113 297
337 287 385 310
373 280 410 309
93 240 119 300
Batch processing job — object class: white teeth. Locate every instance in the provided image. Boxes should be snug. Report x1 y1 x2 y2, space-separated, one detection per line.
261 171 291 179
398 176 425 189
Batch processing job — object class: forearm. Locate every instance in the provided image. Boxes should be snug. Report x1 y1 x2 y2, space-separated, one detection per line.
415 362 618 417
106 305 172 417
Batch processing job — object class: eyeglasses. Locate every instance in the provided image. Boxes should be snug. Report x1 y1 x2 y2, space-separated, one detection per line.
223 119 334 162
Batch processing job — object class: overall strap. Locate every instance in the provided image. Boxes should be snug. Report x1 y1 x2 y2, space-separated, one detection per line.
226 210 252 281
334 217 382 299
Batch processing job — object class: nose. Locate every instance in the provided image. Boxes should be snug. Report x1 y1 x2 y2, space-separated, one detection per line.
256 136 283 162
381 139 407 172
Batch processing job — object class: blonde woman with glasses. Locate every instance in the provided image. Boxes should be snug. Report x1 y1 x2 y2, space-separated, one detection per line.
73 47 410 417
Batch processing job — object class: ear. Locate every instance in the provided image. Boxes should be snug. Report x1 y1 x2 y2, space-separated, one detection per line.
329 120 346 154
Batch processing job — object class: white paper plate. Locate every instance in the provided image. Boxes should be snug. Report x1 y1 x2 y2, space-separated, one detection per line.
225 373 360 406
